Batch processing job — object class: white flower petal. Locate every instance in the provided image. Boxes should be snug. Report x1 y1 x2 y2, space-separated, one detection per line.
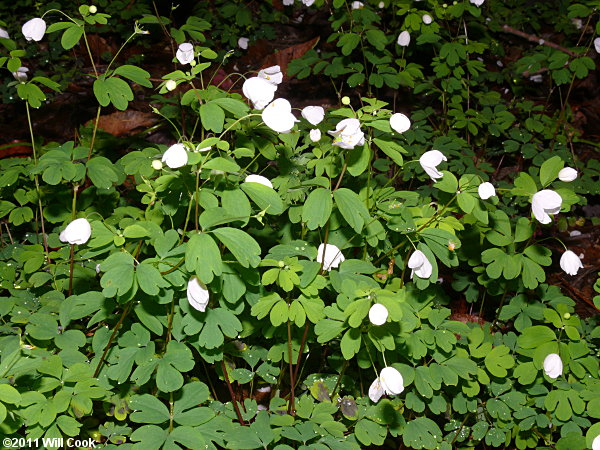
22 18 46 41
419 150 447 181
187 277 210 312
317 243 345 271
301 106 325 125
238 37 249 49
422 14 432 25
531 190 562 224
262 98 297 133
543 353 563 379
0 28 9 39
258 65 283 85
408 250 433 279
242 77 277 110
380 367 404 395
368 378 384 403
593 434 600 450
397 31 410 47
244 174 273 188
162 143 188 168
594 37 600 54
176 42 194 65
369 304 388 326
558 167 577 182
351 1 364 9
59 218 92 245
470 0 484 6
478 182 496 200
560 250 583 276
12 66 29 82
309 129 321 142
390 113 411 133
328 118 365 149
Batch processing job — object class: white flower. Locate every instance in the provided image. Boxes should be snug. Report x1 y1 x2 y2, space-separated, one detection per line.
242 77 277 110
369 304 388 326
397 31 410 47
309 129 321 142
262 98 298 133
22 18 46 42
283 0 294 5
529 74 543 83
59 218 92 245
328 118 365 149
369 366 405 402
594 37 600 54
187 277 210 312
422 14 432 25
12 66 29 82
378 1 385 8
165 79 177 91
543 353 563 379
151 160 163 170
558 167 577 182
238 37 249 49
593 434 600 450
531 190 562 224
89 5 98 14
317 243 345 271
301 106 325 125
408 250 432 279
560 250 583 276
0 27 9 39
161 143 188 169
244 174 273 188
419 150 447 181
351 1 364 9
368 378 384 403
478 182 496 200
470 0 484 6
390 113 411 133
302 0 315 5
258 65 283 86
176 42 194 65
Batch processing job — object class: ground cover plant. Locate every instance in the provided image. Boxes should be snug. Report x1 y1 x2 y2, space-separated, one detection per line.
0 0 599 449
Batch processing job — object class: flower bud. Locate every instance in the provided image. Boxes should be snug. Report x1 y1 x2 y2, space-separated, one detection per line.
59 218 92 245
341 96 351 105
89 5 97 13
558 167 577 182
165 79 177 91
151 160 163 170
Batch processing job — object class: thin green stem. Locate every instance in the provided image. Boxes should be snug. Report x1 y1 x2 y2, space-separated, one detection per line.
25 103 50 258
286 320 295 415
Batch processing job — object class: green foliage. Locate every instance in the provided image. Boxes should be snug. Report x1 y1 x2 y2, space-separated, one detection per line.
0 0 598 448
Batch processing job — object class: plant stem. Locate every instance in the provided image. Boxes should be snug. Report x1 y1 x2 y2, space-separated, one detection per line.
93 303 132 378
25 103 50 259
87 106 102 161
292 322 310 387
68 184 79 296
331 359 348 398
221 360 245 425
286 320 295 415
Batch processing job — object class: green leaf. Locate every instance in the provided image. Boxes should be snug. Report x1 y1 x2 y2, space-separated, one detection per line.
86 156 119 189
355 419 387 446
403 418 442 450
539 155 564 187
200 102 225 133
203 156 240 173
17 83 46 108
512 172 538 197
240 182 284 215
93 77 134 111
347 143 372 177
0 384 21 404
113 64 153 88
185 233 222 284
338 33 360 56
60 23 83 50
100 252 136 297
136 262 168 295
484 345 514 377
302 188 332 230
130 394 170 424
157 341 194 392
518 326 556 349
340 327 361 359
212 227 261 268
435 171 458 194
334 188 369 233
374 138 404 167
